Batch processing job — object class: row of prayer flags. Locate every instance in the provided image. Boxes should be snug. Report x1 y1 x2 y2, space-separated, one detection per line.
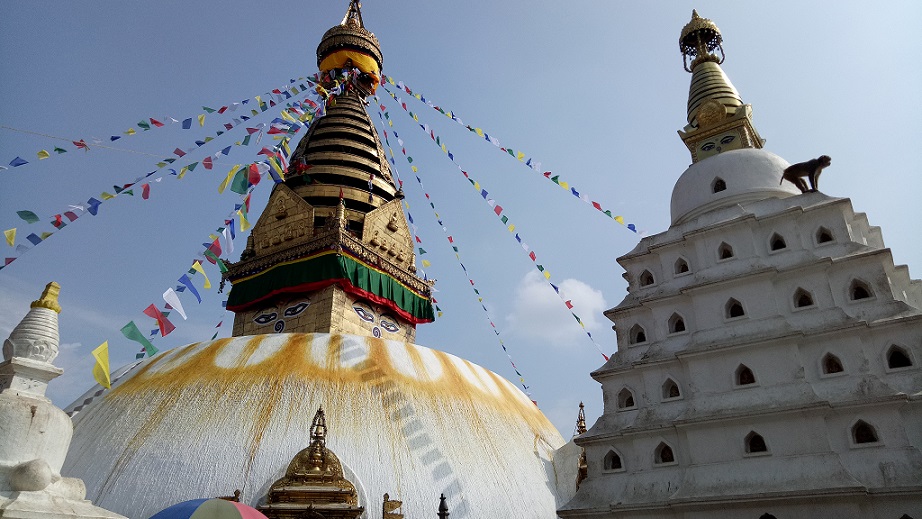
381 92 610 361
381 78 638 234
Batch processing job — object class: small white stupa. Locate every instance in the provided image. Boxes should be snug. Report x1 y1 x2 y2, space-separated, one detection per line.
0 282 125 519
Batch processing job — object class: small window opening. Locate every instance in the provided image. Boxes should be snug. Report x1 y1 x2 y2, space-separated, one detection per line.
662 379 680 399
850 280 872 300
759 514 778 519
852 420 879 444
718 242 734 260
770 233 787 251
887 345 913 369
794 288 814 308
674 258 689 274
629 324 647 345
745 431 768 453
313 216 328 227
639 270 655 287
654 443 674 464
603 450 622 470
726 298 745 318
736 365 756 386
617 388 635 409
668 313 686 334
822 353 844 374
816 227 834 243
712 178 727 193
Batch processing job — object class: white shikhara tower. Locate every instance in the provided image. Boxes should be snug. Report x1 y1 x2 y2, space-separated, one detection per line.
560 11 922 519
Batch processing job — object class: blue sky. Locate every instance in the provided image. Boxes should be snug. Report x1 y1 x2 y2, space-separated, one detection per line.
1 1 919 435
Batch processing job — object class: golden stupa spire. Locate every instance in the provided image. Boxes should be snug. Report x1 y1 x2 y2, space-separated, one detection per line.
31 281 62 314
341 0 364 27
677 10 764 163
576 402 587 435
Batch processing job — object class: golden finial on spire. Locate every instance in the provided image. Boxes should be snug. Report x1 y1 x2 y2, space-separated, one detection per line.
680 9 724 72
341 0 364 28
30 281 62 314
310 405 327 445
576 402 587 435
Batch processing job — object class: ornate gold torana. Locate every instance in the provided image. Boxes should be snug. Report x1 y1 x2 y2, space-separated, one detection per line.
677 10 765 163
223 1 434 342
258 406 364 519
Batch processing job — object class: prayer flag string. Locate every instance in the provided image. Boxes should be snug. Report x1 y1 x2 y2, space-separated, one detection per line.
1 76 316 171
381 91 610 361
1 77 331 270
381 77 638 234
375 101 533 392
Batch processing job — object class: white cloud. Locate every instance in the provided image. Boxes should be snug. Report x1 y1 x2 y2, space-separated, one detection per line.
504 271 608 346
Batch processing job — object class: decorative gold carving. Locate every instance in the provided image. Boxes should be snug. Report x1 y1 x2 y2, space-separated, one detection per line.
383 493 403 519
258 406 364 519
695 99 727 129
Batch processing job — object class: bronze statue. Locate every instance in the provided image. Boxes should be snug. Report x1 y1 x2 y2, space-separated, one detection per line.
781 155 831 193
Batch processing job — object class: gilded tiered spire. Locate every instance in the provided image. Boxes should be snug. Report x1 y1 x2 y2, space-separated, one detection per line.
677 10 764 163
224 2 433 342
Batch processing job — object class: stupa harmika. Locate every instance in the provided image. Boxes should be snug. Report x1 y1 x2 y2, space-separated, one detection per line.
560 10 922 519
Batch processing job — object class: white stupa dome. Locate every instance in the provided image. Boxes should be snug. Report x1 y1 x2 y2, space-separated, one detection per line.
62 333 566 519
670 148 800 225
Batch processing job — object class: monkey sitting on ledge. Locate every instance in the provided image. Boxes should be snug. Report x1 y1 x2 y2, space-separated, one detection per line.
781 155 831 193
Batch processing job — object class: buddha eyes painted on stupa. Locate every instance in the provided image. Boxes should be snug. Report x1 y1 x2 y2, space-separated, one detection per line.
254 312 278 325
353 304 375 322
284 301 310 317
380 316 399 333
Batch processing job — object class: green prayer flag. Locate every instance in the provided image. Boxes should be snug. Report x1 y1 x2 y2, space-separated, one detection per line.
16 210 40 224
230 167 249 194
202 106 216 113
123 190 134 196
137 121 150 130
407 156 413 163
187 162 198 171
120 320 158 357
501 215 509 224
163 158 176 164
53 147 67 154
216 258 228 273
551 175 560 185
241 134 251 146
204 136 214 143
418 248 427 255
537 264 545 272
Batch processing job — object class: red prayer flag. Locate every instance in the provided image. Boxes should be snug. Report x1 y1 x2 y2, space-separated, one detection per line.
243 193 251 212
529 251 537 261
150 118 165 127
218 106 228 114
248 163 261 185
142 183 150 200
73 140 88 149
203 157 213 169
173 148 186 157
565 300 574 309
493 205 503 216
142 304 176 337
52 214 63 228
208 238 222 258
64 211 78 222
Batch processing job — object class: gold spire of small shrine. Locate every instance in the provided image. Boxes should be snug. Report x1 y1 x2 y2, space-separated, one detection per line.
576 401 587 435
31 281 62 314
677 10 764 163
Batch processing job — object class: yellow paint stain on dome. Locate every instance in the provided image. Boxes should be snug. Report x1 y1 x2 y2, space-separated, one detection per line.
104 334 555 440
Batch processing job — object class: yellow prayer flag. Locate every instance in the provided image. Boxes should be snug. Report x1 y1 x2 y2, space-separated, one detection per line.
412 114 418 121
291 87 299 94
219 164 240 194
91 341 111 389
441 144 447 153
422 260 431 267
191 261 212 289
388 120 392 127
177 166 188 179
125 128 136 136
473 181 480 190
269 158 285 178
411 166 418 172
507 224 515 232
614 216 625 224
238 210 251 231
543 271 551 280
475 128 484 137
251 109 259 116
198 114 206 127
37 150 50 160
559 181 569 190
516 152 525 161
281 110 297 123
208 234 219 241
101 192 115 200
255 95 261 105
4 228 15 247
